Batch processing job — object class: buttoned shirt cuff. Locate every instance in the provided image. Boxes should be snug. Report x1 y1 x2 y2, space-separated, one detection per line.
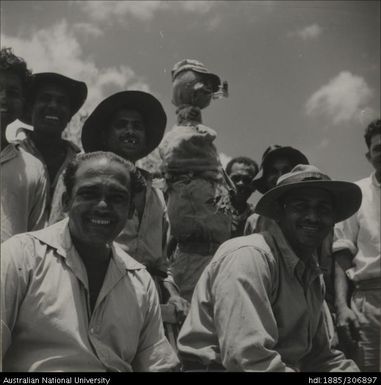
332 239 357 256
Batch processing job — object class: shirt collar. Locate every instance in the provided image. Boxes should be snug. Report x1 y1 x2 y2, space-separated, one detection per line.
371 171 381 188
30 218 144 272
21 132 81 159
266 221 323 277
0 143 18 164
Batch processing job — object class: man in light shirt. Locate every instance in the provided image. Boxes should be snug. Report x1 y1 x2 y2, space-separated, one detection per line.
0 47 48 242
177 164 361 372
333 119 381 372
1 151 179 372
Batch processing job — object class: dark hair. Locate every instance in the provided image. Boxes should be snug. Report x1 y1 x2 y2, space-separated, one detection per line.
0 47 31 89
226 156 259 176
63 151 146 198
364 119 381 148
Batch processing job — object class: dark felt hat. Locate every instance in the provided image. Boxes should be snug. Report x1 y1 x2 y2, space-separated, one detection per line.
255 164 362 223
253 145 309 194
21 72 87 125
81 91 166 159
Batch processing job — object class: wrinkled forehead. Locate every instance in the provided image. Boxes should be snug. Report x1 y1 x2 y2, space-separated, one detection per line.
75 158 131 188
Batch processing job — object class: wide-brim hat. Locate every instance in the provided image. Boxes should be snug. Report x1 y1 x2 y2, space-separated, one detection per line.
81 91 167 159
171 59 221 93
21 72 88 125
255 164 362 223
253 145 309 194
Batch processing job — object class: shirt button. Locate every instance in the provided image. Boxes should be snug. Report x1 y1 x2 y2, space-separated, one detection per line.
90 328 94 334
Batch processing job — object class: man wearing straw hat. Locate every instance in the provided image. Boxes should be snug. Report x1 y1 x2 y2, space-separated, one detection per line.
177 164 361 371
81 91 189 322
19 72 88 224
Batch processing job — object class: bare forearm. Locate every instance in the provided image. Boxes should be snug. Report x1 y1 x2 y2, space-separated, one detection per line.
333 249 353 310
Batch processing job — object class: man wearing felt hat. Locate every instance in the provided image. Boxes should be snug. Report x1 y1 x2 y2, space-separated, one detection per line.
81 90 189 323
177 164 361 372
18 72 88 224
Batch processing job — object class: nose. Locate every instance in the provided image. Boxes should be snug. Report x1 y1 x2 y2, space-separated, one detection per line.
96 197 109 210
47 97 59 109
304 207 320 222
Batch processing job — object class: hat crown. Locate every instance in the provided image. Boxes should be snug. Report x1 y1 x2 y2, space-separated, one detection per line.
171 59 210 80
277 164 331 187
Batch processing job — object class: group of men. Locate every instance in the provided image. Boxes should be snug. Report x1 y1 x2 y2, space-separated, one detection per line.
1 47 380 372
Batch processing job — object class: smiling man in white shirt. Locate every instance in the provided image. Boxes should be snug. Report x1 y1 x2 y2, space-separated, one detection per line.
333 119 381 372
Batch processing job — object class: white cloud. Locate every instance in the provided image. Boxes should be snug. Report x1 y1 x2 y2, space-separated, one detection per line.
305 71 374 125
2 20 150 114
73 23 104 38
291 24 323 40
79 0 214 24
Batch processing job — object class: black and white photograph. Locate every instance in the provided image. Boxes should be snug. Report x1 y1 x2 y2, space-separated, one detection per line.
1 0 380 378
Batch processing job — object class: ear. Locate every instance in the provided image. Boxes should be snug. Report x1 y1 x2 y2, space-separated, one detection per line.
62 191 70 213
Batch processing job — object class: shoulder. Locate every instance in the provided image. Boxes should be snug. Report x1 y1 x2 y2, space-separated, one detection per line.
1 232 42 269
209 234 276 275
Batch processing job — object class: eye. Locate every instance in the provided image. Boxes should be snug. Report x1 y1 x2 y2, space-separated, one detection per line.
317 204 334 216
109 192 129 203
77 189 97 199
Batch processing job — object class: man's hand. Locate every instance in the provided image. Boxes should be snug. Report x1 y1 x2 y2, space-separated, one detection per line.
167 295 190 324
336 305 361 346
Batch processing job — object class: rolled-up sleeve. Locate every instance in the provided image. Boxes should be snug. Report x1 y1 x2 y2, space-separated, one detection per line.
333 214 359 256
131 274 180 371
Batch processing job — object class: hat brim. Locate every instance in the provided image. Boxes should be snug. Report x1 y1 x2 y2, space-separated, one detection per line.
255 180 362 223
253 147 309 194
20 73 87 125
81 91 166 159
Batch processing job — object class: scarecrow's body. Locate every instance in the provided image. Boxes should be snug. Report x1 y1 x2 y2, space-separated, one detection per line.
160 60 233 301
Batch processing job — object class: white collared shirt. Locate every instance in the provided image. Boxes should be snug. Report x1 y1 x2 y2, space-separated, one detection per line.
1 219 179 372
333 172 381 282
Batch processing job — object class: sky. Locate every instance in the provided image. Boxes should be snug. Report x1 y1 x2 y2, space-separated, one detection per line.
1 1 380 182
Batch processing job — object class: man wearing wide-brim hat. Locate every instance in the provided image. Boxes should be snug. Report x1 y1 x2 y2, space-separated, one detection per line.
18 72 87 224
177 164 361 372
81 90 189 323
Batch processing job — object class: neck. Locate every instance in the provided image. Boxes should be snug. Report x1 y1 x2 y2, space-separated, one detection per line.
291 244 317 264
72 236 112 266
176 104 203 125
31 130 65 150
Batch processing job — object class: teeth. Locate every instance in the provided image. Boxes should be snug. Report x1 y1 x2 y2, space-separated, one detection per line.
0 108 8 112
301 226 319 231
45 115 59 120
90 218 111 225
122 138 137 144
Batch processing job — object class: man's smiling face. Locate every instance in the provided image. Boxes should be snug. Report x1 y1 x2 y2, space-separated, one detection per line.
66 157 131 247
31 83 71 138
104 108 147 162
278 187 335 256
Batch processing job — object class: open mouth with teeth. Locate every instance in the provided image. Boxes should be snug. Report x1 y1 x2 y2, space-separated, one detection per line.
119 135 139 146
44 115 60 121
90 218 111 225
